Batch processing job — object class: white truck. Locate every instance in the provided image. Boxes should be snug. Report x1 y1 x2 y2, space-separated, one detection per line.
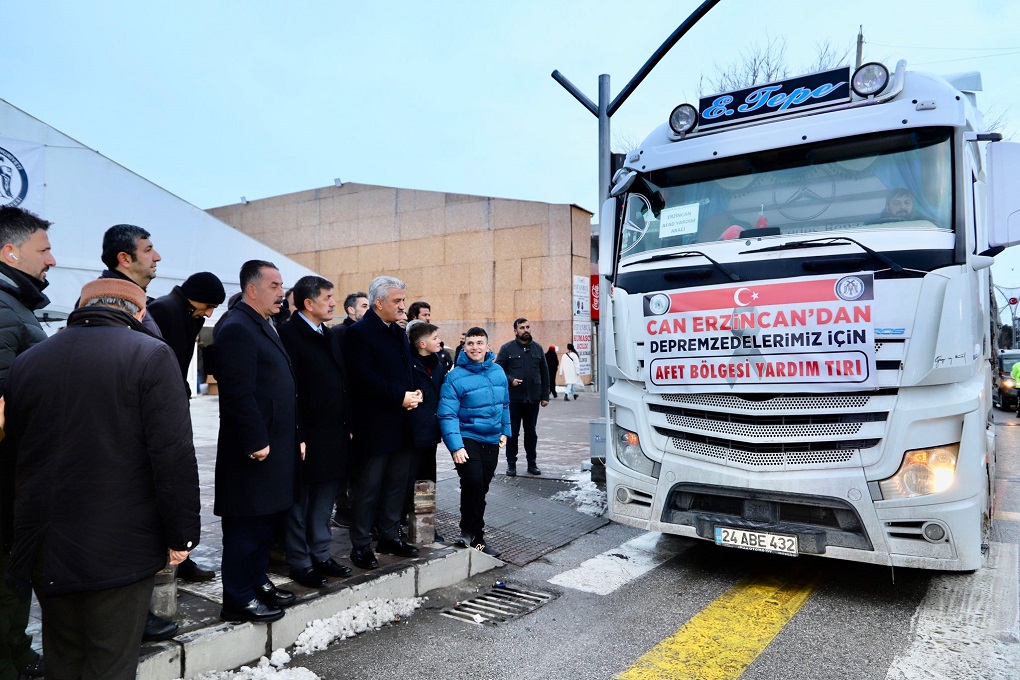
598 60 1020 570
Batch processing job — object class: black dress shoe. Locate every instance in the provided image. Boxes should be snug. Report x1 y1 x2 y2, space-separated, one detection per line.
527 466 542 475
376 538 420 558
255 582 295 608
350 546 379 570
313 557 352 578
506 466 517 477
176 557 216 582
142 612 179 642
220 598 284 624
289 566 327 588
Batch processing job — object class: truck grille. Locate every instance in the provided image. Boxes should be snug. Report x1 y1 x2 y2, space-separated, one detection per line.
650 390 895 469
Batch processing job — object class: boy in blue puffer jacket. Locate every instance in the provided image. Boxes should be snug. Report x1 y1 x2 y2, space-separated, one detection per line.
438 326 510 557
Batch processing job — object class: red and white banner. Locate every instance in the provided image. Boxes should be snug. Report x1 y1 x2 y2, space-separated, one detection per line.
643 274 877 393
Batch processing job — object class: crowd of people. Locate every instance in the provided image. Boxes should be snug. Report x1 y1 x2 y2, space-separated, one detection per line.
0 205 587 679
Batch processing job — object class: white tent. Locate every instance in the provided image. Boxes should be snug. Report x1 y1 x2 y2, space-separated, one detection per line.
0 98 316 325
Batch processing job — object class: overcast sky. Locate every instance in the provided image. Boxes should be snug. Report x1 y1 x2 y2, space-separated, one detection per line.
5 1 1020 283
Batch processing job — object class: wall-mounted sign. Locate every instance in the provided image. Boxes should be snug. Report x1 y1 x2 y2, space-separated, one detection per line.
699 67 850 129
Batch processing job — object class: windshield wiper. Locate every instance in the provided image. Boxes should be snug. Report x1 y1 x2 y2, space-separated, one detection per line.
741 237 904 274
636 250 742 281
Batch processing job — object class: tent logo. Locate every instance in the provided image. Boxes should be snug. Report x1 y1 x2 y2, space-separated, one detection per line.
0 146 29 208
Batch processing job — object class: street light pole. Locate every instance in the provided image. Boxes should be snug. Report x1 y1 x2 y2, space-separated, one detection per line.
551 0 723 473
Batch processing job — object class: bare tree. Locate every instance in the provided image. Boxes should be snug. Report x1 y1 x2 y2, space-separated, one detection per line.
985 105 1017 141
697 35 855 98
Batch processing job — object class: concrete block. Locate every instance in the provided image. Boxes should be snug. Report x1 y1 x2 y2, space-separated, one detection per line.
179 621 267 678
444 231 493 265
513 289 543 321
356 241 400 274
541 288 571 323
269 588 358 651
288 251 321 273
468 547 505 576
466 291 492 318
542 255 571 290
396 188 446 213
318 248 356 282
349 565 417 601
137 642 182 680
493 224 544 259
318 220 358 250
468 260 495 293
296 199 320 229
445 198 490 234
399 236 445 268
494 259 521 293
416 549 471 594
397 207 446 241
357 187 397 219
520 257 543 291
493 199 551 231
357 213 397 246
545 205 574 256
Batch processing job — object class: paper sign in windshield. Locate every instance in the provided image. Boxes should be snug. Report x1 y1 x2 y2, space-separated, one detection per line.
643 274 877 393
658 203 700 239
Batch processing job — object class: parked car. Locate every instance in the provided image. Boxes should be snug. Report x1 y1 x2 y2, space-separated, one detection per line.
993 349 1020 410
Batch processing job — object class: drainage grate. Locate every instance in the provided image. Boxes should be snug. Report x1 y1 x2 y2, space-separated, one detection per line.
440 585 555 626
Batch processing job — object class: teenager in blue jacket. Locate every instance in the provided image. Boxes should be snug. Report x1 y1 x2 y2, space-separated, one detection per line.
437 327 510 556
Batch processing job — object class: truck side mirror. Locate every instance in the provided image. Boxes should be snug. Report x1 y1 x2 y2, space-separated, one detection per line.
987 142 1020 248
598 198 617 278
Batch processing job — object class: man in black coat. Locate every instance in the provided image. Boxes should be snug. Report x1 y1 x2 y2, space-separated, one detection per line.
278 275 353 588
406 321 448 533
344 276 423 570
4 278 200 680
0 206 54 680
495 317 550 476
213 260 298 623
147 271 226 393
97 224 163 337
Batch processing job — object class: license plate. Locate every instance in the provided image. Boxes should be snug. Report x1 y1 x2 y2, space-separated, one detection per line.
714 526 798 556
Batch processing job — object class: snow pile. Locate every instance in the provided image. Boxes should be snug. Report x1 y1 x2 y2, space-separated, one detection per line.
184 598 423 680
552 476 607 517
292 597 423 656
188 651 318 679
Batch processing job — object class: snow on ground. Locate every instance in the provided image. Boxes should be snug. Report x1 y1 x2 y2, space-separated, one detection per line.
552 472 607 517
186 597 423 680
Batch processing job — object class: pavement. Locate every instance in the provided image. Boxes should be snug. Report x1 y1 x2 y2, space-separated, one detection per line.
25 387 602 679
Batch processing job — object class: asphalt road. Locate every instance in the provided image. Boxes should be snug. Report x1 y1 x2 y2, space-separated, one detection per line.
274 406 1020 680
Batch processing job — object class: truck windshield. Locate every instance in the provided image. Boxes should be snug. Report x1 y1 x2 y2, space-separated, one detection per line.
619 128 953 259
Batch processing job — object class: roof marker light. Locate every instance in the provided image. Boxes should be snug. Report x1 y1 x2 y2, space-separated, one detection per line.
852 62 889 97
669 104 698 135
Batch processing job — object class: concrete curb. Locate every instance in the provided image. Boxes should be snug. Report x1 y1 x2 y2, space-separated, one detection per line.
138 546 503 679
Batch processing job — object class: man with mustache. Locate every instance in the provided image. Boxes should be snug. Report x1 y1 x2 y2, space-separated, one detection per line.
212 260 299 623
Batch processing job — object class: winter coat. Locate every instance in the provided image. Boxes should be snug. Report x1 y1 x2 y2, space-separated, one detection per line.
147 286 205 391
559 351 583 386
213 301 299 517
438 349 511 451
409 352 448 448
545 348 559 386
0 262 50 552
0 262 49 394
344 307 415 456
4 306 200 596
278 314 351 484
495 338 550 403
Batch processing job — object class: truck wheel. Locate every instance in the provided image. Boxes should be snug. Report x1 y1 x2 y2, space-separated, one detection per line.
591 460 607 484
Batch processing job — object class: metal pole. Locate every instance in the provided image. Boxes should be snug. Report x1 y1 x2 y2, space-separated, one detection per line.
597 75 611 412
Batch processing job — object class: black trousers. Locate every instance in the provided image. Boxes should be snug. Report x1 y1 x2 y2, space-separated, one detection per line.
456 438 499 543
221 514 281 609
506 401 540 468
350 448 413 549
0 552 35 680
36 575 153 680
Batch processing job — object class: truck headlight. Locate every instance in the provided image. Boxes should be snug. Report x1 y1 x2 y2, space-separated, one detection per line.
878 444 959 499
1002 378 1016 390
614 426 660 478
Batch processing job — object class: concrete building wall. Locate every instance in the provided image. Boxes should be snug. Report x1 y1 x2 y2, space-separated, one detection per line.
208 183 592 370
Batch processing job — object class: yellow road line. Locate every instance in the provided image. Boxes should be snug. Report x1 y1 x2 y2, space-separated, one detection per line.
993 510 1020 522
617 567 819 680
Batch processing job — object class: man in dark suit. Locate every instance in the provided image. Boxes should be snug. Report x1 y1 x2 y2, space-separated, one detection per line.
278 276 353 588
344 276 423 570
212 260 298 623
